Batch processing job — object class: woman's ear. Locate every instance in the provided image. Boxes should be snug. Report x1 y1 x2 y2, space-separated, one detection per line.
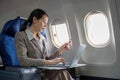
33 16 38 23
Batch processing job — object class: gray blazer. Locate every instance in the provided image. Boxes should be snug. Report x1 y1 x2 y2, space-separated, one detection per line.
15 31 60 67
15 30 73 80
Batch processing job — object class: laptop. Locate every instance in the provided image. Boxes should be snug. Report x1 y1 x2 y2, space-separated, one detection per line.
37 44 86 70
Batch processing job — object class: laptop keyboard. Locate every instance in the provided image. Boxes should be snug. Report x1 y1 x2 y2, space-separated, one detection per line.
44 62 69 67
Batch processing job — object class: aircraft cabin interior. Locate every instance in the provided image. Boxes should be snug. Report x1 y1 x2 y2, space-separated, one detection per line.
0 0 120 80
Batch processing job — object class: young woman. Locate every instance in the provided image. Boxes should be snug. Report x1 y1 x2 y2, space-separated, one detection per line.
15 8 73 80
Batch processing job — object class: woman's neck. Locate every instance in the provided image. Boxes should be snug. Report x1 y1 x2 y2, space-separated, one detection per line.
29 27 40 39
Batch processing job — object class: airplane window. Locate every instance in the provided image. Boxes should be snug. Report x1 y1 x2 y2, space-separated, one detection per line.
84 11 110 47
50 19 70 48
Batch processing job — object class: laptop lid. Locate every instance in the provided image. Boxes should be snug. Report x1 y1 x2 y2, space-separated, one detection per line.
70 44 86 68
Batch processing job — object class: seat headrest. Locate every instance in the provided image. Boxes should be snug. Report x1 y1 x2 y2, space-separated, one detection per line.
5 17 25 37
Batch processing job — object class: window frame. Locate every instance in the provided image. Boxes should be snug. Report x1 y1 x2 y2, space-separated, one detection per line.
84 11 111 48
49 19 71 48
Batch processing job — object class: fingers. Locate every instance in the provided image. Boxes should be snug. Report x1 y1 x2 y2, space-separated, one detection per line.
65 40 72 47
67 41 71 44
57 57 65 63
67 40 72 46
52 57 65 65
45 57 65 65
58 40 72 55
64 42 71 50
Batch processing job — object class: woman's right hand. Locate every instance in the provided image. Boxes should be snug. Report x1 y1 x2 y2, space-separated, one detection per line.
44 57 65 65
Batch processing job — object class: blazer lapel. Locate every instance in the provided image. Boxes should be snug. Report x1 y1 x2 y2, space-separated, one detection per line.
31 39 44 58
42 39 47 58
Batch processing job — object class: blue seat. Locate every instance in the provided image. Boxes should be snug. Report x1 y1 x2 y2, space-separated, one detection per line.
0 17 24 66
0 16 44 80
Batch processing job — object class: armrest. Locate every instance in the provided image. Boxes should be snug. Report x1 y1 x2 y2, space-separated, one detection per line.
0 67 42 80
5 66 37 73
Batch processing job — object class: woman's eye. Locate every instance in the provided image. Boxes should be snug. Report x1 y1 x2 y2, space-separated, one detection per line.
43 21 47 24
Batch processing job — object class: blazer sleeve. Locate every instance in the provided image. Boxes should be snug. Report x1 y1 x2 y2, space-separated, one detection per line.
43 38 61 59
47 49 61 59
14 32 45 67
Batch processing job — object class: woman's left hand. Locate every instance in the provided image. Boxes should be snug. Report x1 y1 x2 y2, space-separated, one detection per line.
58 41 72 55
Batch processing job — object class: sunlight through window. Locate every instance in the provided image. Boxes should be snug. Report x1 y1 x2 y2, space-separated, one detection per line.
50 19 70 47
84 11 110 47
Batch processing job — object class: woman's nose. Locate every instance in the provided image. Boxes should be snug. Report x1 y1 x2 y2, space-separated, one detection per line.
44 25 47 27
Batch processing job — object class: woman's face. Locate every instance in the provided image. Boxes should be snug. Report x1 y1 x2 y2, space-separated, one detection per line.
33 15 48 32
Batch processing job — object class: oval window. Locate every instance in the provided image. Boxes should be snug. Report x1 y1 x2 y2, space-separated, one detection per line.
84 11 110 47
50 19 70 48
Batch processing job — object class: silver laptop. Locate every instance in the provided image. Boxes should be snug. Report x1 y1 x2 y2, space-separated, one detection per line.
37 44 86 70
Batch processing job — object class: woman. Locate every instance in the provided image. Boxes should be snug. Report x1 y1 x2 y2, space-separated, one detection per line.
15 8 73 80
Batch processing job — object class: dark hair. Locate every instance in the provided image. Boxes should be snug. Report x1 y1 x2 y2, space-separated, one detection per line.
20 9 48 31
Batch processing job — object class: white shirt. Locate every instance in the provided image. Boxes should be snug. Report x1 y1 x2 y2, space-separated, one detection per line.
25 28 45 53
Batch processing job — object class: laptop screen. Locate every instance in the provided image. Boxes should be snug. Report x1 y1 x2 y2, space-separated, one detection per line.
70 44 86 67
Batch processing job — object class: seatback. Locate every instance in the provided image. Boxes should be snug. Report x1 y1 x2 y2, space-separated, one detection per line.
0 17 46 67
0 17 24 66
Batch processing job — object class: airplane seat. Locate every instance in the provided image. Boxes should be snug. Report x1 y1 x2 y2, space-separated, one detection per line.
0 17 23 67
0 16 44 80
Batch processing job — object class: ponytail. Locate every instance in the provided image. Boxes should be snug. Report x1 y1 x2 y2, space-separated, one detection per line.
20 20 28 31
20 8 48 31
